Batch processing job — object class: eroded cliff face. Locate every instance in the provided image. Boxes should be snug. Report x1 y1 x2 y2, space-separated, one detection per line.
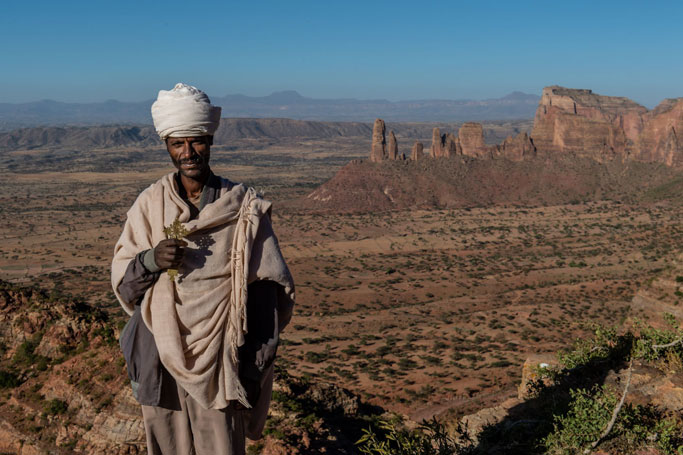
366 86 682 167
636 98 683 166
531 86 683 165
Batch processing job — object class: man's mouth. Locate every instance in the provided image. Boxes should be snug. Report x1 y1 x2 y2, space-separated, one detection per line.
180 159 202 169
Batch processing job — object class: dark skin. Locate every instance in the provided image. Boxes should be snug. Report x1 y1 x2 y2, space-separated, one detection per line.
153 135 213 270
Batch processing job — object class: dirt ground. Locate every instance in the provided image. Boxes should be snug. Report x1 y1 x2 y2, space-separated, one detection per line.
1 137 681 422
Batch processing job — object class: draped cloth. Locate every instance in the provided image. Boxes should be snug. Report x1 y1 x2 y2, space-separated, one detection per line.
151 83 222 139
111 172 294 413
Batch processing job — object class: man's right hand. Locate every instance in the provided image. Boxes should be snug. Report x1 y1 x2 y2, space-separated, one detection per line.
153 239 187 270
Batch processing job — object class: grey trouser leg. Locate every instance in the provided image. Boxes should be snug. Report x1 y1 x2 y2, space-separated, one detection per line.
141 384 245 455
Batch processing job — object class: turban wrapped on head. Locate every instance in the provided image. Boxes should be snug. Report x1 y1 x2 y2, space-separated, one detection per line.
151 83 222 139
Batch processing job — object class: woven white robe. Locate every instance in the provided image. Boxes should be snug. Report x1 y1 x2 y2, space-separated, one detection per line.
111 172 294 414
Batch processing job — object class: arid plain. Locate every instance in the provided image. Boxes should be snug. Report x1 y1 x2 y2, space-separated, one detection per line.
2 124 681 439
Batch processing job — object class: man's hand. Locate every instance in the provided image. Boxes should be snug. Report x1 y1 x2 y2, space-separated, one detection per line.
154 239 187 270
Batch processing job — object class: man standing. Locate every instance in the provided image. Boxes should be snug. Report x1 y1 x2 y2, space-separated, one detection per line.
111 83 294 455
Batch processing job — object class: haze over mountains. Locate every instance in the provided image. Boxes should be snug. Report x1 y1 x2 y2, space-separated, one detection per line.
0 90 540 131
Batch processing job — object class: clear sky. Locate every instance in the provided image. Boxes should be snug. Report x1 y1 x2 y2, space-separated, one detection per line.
2 0 682 107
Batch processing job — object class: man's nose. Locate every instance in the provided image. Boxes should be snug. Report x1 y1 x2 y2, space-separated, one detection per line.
180 140 197 157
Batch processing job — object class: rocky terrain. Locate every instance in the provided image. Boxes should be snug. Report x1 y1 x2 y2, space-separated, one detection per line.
445 253 683 454
1 84 682 454
305 86 683 212
0 280 389 455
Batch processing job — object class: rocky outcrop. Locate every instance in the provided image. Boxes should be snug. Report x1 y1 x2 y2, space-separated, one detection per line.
370 118 386 162
518 353 559 400
531 85 683 165
635 99 683 166
430 128 443 158
500 132 536 161
444 133 460 157
531 86 646 159
365 86 681 167
370 121 404 162
411 141 424 161
0 280 145 454
458 122 491 158
387 131 398 160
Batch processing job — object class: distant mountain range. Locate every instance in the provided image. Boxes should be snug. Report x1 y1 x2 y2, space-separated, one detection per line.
0 91 540 131
0 118 533 151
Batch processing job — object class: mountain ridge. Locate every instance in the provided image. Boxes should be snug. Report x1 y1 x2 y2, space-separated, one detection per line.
0 91 540 130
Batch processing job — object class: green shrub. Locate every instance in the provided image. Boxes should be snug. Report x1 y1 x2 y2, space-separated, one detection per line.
357 418 463 455
0 369 20 388
543 385 617 453
44 399 68 415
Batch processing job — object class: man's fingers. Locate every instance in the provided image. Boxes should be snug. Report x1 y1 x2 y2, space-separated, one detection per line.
154 240 187 270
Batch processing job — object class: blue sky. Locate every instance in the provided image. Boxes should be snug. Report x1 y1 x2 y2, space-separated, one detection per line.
2 0 682 107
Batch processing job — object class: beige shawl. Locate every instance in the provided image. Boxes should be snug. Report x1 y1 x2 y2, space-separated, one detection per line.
111 172 294 411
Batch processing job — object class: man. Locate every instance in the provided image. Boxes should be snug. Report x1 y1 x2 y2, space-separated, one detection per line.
111 83 294 455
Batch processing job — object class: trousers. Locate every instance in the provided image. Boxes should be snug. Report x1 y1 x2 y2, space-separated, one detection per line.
141 383 246 455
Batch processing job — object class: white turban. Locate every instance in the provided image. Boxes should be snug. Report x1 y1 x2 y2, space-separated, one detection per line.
151 83 222 139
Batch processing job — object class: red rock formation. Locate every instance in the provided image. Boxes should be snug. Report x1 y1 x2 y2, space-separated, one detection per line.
387 131 398 160
635 99 683 166
500 132 536 161
368 86 681 167
531 86 683 165
411 141 424 161
458 122 491 158
444 133 459 157
531 86 646 161
430 127 443 158
370 118 386 162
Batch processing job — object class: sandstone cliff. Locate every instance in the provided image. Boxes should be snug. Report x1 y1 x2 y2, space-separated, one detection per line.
531 86 683 165
635 98 683 166
365 86 682 168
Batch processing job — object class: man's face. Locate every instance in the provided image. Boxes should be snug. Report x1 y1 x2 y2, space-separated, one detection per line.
165 136 212 179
